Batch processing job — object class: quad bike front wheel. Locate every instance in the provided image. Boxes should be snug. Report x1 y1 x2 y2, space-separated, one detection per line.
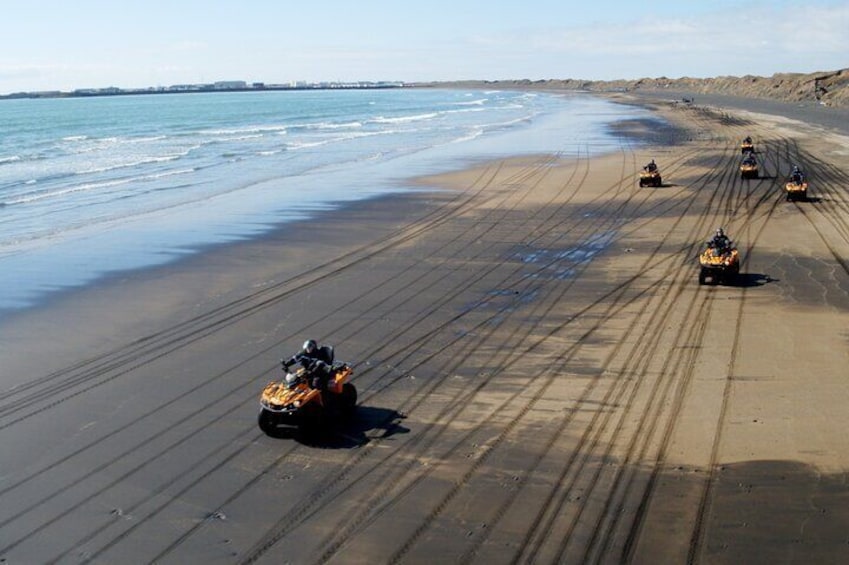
258 409 279 435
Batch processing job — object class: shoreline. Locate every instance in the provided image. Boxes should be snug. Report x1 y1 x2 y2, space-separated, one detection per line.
0 89 645 318
0 187 455 379
2 91 849 563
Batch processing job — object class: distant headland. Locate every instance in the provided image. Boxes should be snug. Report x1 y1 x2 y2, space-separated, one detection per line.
420 68 849 108
5 69 847 108
0 80 407 100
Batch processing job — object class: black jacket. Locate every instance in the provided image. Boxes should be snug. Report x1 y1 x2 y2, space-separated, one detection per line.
282 345 333 371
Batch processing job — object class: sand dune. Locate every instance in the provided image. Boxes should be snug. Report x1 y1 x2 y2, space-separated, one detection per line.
423 67 849 108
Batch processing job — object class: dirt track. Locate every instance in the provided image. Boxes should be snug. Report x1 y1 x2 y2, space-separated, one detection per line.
1 98 848 564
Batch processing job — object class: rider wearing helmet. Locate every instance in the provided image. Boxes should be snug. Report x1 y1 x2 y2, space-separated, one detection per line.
709 228 731 251
282 339 334 389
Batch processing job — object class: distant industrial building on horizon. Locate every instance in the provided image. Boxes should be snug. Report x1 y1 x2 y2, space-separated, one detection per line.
0 79 407 100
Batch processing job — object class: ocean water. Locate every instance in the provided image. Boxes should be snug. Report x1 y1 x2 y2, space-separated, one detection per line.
0 88 650 314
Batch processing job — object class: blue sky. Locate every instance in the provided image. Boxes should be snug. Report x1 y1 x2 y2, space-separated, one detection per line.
0 0 846 93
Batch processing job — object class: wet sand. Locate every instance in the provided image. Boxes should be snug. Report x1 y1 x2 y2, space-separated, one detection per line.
1 94 849 564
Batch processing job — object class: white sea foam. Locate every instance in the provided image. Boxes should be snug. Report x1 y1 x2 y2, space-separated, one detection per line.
316 121 364 130
286 129 390 151
452 98 488 106
6 179 135 205
443 106 487 116
74 154 183 175
145 168 196 180
5 168 196 206
199 124 288 136
286 139 332 150
212 134 264 143
449 128 485 144
373 112 439 124
124 135 169 144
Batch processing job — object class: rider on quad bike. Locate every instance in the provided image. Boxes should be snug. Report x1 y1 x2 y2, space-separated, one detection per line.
699 227 740 285
258 339 357 437
790 165 805 184
708 228 731 252
282 339 334 390
639 159 662 187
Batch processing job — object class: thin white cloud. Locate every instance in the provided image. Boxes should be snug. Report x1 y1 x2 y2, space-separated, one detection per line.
169 40 209 52
465 3 848 78
565 5 844 55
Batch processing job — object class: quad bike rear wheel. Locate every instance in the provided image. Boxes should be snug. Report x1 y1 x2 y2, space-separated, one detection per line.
341 383 358 417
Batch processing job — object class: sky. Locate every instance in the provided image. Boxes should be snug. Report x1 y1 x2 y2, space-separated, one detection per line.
0 0 846 94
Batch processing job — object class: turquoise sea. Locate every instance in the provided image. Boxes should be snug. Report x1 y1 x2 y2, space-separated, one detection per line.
0 88 653 313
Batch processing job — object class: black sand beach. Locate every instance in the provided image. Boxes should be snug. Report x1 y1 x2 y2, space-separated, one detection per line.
2 93 849 564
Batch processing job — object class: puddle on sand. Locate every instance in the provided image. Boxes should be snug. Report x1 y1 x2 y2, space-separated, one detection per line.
517 230 617 280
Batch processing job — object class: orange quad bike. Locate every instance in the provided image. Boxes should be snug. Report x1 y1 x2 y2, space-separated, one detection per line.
784 176 808 202
739 156 758 179
258 362 357 437
741 138 754 154
639 168 662 187
698 244 740 285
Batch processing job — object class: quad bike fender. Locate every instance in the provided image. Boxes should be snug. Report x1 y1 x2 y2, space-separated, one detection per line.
326 364 353 394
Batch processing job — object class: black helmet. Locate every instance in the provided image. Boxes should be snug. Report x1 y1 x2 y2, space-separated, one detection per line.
716 228 724 237
303 339 317 354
